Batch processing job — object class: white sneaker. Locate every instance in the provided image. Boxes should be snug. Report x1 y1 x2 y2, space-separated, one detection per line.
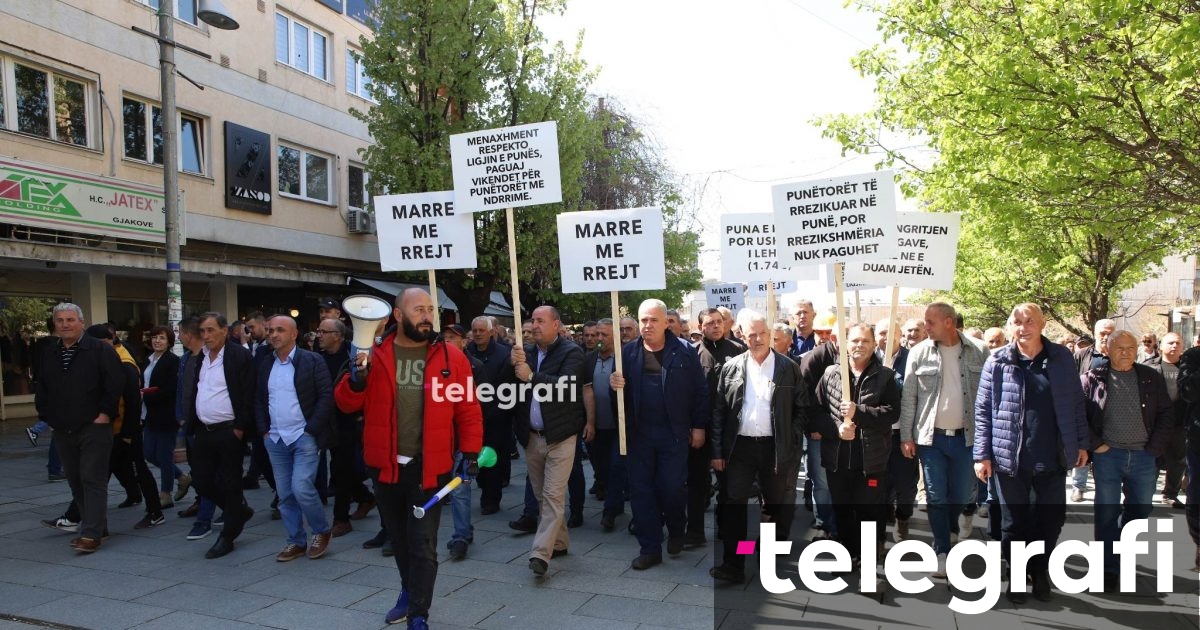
950 531 959 545
977 503 989 519
933 553 948 578
960 513 974 540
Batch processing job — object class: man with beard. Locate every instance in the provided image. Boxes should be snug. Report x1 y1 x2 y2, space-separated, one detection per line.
335 289 482 627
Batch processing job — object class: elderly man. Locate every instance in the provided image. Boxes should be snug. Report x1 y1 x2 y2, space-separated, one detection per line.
33 304 123 552
317 318 375 537
611 299 708 570
257 315 335 561
334 288 482 626
619 317 638 345
974 303 1089 604
183 312 257 559
709 310 807 583
1144 332 1187 508
788 299 819 359
695 308 747 544
771 322 794 357
900 303 989 577
983 327 1007 351
1071 318 1117 502
511 305 586 576
902 318 928 349
467 316 517 515
1081 330 1173 591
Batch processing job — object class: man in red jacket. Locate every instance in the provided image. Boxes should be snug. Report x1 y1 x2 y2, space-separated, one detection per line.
334 288 482 630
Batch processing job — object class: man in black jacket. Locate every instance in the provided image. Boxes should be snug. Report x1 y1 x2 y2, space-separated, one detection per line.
709 310 807 583
814 323 901 565
511 305 586 576
182 312 257 559
467 315 517 515
694 308 745 544
318 318 375 537
34 303 123 553
1143 332 1186 508
1180 344 1200 571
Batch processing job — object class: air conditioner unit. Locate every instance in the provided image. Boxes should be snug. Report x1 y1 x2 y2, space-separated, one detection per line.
347 209 373 234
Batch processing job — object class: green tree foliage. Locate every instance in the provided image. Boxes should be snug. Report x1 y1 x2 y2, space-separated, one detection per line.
354 0 700 322
821 0 1200 332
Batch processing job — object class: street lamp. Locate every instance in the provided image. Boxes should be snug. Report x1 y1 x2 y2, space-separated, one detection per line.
134 0 238 354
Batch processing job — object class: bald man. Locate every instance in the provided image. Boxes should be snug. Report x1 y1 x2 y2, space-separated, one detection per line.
257 315 336 562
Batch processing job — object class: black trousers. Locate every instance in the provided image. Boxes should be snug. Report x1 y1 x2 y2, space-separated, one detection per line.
67 433 163 522
245 434 276 490
1161 425 1188 499
56 423 113 539
331 421 373 522
827 467 884 561
477 415 513 510
720 437 797 569
375 459 445 619
191 426 250 540
995 468 1067 573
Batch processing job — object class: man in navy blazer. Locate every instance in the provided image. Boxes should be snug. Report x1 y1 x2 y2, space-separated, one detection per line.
255 315 335 562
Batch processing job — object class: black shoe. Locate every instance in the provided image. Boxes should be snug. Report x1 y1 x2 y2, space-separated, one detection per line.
567 513 583 528
243 505 255 524
709 564 746 583
362 531 387 549
601 513 616 532
595 489 606 501
529 557 548 575
481 504 500 515
382 544 395 558
241 476 260 490
631 554 662 570
1103 572 1122 593
178 501 200 518
118 496 142 508
683 531 707 548
1006 572 1027 604
552 548 569 558
1031 570 1053 601
508 514 537 533
667 536 684 555
448 539 468 560
205 536 234 559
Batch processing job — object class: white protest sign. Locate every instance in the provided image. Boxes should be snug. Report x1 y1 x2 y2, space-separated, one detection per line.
374 190 478 272
556 207 665 294
772 170 898 266
843 212 961 290
449 121 562 213
719 213 796 281
746 280 795 297
705 282 745 312
825 264 883 292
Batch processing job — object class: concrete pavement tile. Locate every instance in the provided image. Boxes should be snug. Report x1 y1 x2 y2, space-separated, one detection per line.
537 569 677 601
574 594 714 630
479 609 639 630
239 599 387 630
128 611 276 630
239 555 363 581
49 568 177 601
145 561 280 590
20 593 171 629
441 557 564 584
336 565 403 589
351 590 504 628
133 583 279 620
664 583 716 607
622 560 714 587
544 553 636 577
0 557 83 587
451 578 595 611
0 581 67 615
240 573 380 608
61 546 182 576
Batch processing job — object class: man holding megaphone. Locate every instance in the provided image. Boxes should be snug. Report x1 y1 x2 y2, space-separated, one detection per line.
334 288 482 629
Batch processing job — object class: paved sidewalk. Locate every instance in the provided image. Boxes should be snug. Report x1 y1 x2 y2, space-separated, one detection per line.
0 419 1196 629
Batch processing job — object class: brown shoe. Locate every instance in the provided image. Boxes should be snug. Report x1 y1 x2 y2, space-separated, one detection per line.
72 537 101 553
350 499 376 520
895 518 910 543
308 532 332 559
275 543 306 562
330 521 353 538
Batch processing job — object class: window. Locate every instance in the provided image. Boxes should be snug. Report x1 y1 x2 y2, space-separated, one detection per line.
275 13 328 81
121 96 205 174
278 143 331 203
140 1 199 25
345 49 374 102
0 57 93 147
348 164 369 210
317 0 374 26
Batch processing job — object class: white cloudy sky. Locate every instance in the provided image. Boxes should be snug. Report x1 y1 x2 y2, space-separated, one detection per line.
540 0 921 301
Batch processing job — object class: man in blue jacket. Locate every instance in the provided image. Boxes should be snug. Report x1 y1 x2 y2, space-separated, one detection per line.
610 299 708 570
257 315 335 562
974 303 1089 604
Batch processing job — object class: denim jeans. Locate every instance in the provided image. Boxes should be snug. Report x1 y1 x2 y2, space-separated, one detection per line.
806 437 835 535
918 433 976 554
1092 447 1157 574
1071 465 1089 491
143 427 182 493
265 433 330 546
449 453 473 544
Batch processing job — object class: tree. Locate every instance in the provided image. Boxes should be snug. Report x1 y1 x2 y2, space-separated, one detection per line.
821 0 1200 331
354 0 701 322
